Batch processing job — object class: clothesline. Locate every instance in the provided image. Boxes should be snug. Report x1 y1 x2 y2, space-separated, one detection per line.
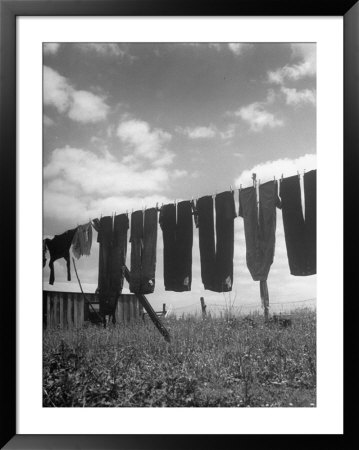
80 168 309 228
43 168 316 301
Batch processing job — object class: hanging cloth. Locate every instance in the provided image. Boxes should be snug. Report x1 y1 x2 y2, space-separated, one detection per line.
129 208 158 295
159 201 193 292
44 228 77 285
279 170 316 276
71 222 93 259
197 191 236 292
238 180 279 281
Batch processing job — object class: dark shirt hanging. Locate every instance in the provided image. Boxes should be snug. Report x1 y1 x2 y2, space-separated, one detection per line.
279 170 316 276
45 228 77 285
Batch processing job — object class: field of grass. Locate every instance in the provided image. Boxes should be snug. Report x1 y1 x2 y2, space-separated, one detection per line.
43 308 316 407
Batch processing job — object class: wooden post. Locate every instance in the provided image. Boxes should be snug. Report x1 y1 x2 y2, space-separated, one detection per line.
162 303 166 316
200 297 207 318
67 293 72 329
46 292 51 329
260 280 269 322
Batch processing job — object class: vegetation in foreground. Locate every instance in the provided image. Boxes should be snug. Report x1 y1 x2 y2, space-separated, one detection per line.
43 308 316 407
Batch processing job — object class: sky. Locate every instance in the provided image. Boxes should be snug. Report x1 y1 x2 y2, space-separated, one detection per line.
42 42 316 315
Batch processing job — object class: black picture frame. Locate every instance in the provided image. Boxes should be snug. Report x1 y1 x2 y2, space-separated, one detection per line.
1 1 357 448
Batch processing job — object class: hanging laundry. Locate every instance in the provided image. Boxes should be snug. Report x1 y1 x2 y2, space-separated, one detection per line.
129 208 158 294
304 170 316 274
97 216 114 315
43 239 47 268
197 191 236 292
71 222 93 259
279 170 316 276
44 228 77 285
111 213 129 296
159 201 193 292
238 180 279 281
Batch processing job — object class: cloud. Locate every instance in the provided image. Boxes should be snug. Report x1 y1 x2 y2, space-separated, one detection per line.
75 43 125 57
234 153 316 186
281 87 316 106
43 43 60 55
227 43 252 55
68 90 109 123
43 66 72 113
267 43 316 84
43 115 55 126
43 146 176 222
235 102 283 132
177 125 217 139
43 66 110 123
117 119 174 165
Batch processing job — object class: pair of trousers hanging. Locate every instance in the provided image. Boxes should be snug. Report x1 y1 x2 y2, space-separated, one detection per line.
159 201 193 292
197 191 236 292
279 170 316 276
97 214 129 315
129 208 158 295
44 228 77 285
238 180 279 281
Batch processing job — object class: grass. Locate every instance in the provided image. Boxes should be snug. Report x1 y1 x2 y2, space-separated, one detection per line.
43 308 316 407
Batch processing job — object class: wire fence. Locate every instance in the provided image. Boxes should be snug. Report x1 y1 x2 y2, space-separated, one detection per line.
168 297 316 317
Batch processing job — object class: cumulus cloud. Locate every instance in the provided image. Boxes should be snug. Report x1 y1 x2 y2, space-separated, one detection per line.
43 66 72 113
281 87 316 106
43 66 110 123
235 102 283 132
68 90 109 123
234 153 316 187
117 119 174 166
43 146 176 221
177 125 217 139
267 43 316 84
43 43 60 55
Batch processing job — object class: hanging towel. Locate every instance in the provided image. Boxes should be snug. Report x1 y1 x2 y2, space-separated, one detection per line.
45 228 77 285
238 181 279 281
159 201 193 292
72 222 93 259
279 171 316 276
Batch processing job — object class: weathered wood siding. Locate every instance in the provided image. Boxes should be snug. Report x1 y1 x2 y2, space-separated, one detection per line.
43 291 143 329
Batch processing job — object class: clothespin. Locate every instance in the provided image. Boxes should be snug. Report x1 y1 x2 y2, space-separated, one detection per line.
230 185 233 193
252 173 257 187
281 173 284 180
240 184 242 191
297 170 300 178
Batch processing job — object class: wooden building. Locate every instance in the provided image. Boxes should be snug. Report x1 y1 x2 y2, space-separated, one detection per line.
43 290 144 329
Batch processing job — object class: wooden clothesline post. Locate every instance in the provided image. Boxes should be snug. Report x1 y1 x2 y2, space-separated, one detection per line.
253 172 270 322
200 297 207 318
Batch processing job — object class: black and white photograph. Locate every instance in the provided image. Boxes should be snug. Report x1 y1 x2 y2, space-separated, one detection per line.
42 42 317 408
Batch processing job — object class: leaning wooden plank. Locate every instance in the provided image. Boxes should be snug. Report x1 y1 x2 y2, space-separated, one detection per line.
124 266 170 342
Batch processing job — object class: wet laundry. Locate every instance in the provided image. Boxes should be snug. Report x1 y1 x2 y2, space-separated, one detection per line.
129 208 158 295
44 228 77 285
279 170 316 276
96 214 129 315
71 222 93 259
197 191 236 292
238 180 280 282
159 201 193 292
